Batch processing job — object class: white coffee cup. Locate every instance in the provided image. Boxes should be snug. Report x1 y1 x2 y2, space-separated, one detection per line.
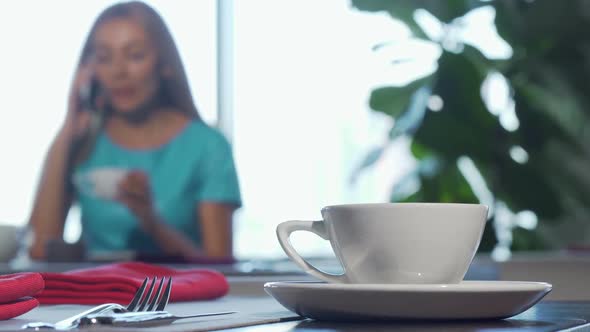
0 224 20 262
277 203 488 284
73 167 129 200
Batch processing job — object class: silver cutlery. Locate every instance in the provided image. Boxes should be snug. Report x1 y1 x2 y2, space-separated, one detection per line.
78 310 237 327
22 276 171 330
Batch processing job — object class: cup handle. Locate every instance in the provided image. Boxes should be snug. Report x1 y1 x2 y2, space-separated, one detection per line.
276 220 347 283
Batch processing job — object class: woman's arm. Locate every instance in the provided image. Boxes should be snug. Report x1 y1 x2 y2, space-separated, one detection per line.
198 202 236 258
136 212 202 258
28 128 75 260
28 65 94 260
118 171 237 258
135 202 235 259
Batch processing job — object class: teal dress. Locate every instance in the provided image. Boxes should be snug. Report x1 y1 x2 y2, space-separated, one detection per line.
73 120 242 254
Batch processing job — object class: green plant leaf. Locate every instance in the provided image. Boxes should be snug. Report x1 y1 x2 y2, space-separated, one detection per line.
511 226 550 251
351 0 486 24
491 1 525 49
513 67 588 144
478 218 498 253
349 145 388 184
392 162 478 204
350 0 428 39
493 0 589 55
369 78 430 118
540 140 590 208
413 50 503 163
389 85 432 138
410 141 435 160
494 157 563 220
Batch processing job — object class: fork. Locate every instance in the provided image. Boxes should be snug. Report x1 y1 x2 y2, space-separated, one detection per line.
22 276 171 330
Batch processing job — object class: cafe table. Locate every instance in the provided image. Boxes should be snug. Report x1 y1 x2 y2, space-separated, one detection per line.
1 255 589 331
1 277 589 331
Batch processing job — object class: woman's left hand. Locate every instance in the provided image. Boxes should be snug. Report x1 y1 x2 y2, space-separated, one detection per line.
117 170 158 230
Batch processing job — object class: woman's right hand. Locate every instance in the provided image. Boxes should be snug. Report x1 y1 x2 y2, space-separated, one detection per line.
62 64 95 140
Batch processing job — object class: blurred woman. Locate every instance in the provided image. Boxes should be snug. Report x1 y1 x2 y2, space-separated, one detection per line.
28 1 241 260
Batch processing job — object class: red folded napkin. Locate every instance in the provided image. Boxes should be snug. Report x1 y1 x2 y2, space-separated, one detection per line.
0 273 44 320
36 262 229 305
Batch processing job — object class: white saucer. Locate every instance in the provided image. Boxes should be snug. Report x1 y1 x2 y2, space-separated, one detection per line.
264 281 552 321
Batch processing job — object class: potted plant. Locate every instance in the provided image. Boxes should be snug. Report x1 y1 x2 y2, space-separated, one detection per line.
351 0 590 255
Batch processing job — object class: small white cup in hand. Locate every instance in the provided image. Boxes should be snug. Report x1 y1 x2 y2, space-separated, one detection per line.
73 167 129 200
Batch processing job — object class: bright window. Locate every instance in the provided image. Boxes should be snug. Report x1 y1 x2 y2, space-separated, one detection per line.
232 0 418 259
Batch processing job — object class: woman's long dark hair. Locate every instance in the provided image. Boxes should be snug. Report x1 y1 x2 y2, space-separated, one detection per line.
72 1 200 164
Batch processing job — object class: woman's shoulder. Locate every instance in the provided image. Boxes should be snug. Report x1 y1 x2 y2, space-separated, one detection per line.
178 120 235 166
183 120 231 149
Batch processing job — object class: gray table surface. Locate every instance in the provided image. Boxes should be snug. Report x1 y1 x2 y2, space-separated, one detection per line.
1 296 300 331
1 255 590 331
228 301 590 332
5 299 588 332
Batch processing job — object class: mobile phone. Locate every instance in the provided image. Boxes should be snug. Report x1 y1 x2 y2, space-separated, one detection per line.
79 78 101 112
